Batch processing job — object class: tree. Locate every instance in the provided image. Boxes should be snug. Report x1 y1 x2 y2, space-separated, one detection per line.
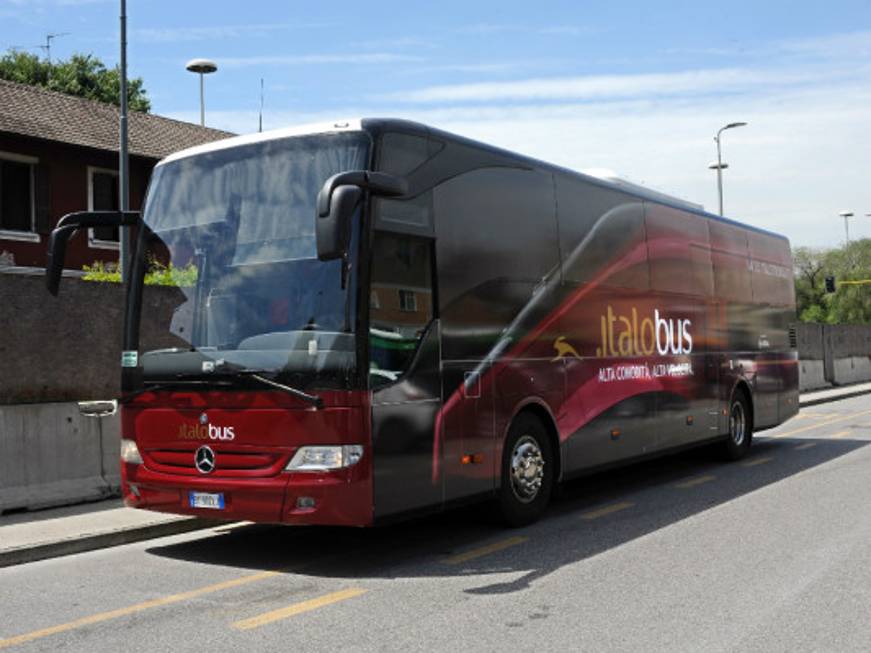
793 246 827 321
793 238 871 325
0 50 150 112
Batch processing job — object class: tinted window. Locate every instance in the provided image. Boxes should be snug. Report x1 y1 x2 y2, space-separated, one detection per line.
557 175 648 290
0 158 33 232
645 203 713 297
709 220 751 302
369 231 434 386
92 170 120 242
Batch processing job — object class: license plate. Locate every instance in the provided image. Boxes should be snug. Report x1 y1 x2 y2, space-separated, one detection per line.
189 492 224 510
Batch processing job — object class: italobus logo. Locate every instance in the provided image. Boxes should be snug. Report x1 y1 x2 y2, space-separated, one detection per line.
177 415 235 441
596 306 692 357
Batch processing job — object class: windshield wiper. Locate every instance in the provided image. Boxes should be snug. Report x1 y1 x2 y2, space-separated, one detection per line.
219 369 325 409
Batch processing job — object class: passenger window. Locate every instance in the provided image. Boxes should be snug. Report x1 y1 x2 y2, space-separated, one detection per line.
369 232 434 386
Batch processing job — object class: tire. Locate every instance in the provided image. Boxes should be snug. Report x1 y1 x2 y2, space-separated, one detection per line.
498 413 555 527
721 390 753 460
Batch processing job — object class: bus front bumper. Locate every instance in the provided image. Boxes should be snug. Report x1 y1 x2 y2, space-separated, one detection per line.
121 463 373 527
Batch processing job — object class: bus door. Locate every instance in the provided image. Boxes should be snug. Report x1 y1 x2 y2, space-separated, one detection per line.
369 231 443 518
440 361 497 502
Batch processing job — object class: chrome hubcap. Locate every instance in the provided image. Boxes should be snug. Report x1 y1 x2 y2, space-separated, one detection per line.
730 401 746 446
510 435 545 503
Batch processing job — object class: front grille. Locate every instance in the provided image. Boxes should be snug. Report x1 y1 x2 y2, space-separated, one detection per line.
788 325 797 350
144 448 287 477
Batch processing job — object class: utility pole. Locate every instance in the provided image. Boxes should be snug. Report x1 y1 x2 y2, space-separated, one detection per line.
838 211 853 244
185 59 218 127
710 121 748 216
259 78 264 133
119 0 130 283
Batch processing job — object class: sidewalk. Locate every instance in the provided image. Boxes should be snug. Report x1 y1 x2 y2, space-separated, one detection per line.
0 499 221 568
2 381 870 568
798 381 871 407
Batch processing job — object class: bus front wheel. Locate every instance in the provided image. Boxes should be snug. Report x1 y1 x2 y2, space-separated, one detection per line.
498 413 554 527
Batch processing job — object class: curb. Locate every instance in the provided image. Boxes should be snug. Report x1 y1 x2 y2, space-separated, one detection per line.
0 517 223 569
799 387 871 408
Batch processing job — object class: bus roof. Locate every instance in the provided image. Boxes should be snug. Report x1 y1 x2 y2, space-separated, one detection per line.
158 117 787 243
158 118 363 166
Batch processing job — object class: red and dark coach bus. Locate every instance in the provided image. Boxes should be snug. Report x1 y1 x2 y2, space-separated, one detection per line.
46 119 799 527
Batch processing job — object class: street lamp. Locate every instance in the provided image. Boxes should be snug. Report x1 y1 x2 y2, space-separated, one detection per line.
185 58 217 127
839 211 854 244
711 121 748 216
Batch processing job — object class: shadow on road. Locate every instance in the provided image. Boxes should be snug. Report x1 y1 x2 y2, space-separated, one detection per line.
147 437 868 594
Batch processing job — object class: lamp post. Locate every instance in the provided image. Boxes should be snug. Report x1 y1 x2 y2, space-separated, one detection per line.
711 121 748 216
119 0 129 283
839 211 854 244
185 58 217 127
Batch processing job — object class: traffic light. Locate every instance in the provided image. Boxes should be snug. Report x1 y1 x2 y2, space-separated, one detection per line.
824 276 836 293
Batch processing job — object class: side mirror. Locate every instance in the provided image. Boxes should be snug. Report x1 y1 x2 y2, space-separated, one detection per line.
317 186 362 260
46 211 139 295
315 170 408 261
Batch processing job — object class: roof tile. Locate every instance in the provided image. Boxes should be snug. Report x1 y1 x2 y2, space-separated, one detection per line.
0 78 233 159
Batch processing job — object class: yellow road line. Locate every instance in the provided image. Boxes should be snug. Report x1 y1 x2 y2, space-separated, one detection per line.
770 409 871 439
0 570 280 650
580 501 634 520
232 588 367 631
830 430 851 439
795 442 817 450
442 536 528 565
796 412 825 419
741 456 773 467
674 474 716 489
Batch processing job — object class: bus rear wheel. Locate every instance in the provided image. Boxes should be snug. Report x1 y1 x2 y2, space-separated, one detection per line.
722 390 752 460
498 413 554 527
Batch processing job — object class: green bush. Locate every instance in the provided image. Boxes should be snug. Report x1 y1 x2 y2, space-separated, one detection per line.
82 261 197 286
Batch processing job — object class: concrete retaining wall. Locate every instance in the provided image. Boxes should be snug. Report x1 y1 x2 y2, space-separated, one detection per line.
0 403 119 513
795 322 871 390
0 271 181 404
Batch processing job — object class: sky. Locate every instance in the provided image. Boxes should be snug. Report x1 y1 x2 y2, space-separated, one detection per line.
3 0 871 247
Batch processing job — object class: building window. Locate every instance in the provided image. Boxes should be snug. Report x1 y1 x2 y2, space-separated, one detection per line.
0 152 39 242
398 289 417 312
88 167 120 249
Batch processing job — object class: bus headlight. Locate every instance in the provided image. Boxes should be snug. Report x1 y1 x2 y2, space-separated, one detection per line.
120 439 143 464
285 445 363 471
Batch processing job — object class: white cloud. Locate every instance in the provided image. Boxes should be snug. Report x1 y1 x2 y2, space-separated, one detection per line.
386 66 859 104
218 53 422 68
134 24 299 44
163 30 871 249
778 29 871 58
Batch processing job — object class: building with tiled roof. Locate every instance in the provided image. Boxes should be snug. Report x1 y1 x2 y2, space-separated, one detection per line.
0 78 233 270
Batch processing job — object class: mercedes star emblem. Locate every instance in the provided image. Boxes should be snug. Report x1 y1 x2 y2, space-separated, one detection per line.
195 445 216 474
199 413 208 425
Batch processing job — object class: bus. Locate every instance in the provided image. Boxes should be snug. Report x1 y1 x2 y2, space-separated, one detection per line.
46 118 799 527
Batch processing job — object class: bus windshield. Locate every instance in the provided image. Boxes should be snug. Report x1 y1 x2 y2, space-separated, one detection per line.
132 131 369 391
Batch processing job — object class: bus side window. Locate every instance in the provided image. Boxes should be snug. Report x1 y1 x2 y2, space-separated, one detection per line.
369 231 434 387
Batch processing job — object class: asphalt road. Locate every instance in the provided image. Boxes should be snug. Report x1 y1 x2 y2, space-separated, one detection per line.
2 394 870 652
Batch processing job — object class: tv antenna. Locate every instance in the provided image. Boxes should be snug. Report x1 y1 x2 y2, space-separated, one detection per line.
37 32 70 65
